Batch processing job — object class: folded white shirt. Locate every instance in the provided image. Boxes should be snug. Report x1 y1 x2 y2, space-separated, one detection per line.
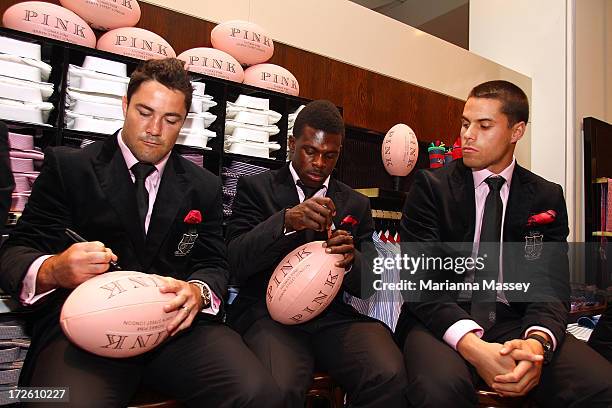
0 53 51 81
190 95 217 113
224 137 281 159
0 81 43 103
183 112 217 130
82 56 127 78
0 98 53 124
234 94 269 111
228 127 272 144
226 102 281 125
67 65 129 97
224 120 279 136
0 59 42 83
66 90 123 120
0 75 53 100
0 36 41 61
65 110 123 134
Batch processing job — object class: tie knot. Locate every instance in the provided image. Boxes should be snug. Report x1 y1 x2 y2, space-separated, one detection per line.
131 162 155 180
485 176 505 192
297 180 322 199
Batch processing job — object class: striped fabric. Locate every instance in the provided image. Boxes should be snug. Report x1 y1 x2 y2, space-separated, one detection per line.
346 232 403 331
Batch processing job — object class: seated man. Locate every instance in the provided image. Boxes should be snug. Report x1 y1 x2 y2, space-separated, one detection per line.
226 100 407 407
0 58 279 408
397 80 612 407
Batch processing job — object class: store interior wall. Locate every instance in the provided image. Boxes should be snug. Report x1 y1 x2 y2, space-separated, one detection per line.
469 0 573 237
143 0 531 158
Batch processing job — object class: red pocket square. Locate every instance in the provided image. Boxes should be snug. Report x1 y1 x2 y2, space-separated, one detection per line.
184 210 202 224
341 215 359 226
527 210 556 227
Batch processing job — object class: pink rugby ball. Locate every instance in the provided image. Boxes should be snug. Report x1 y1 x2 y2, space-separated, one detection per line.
210 20 274 66
243 63 299 96
381 124 419 176
97 27 176 60
60 271 178 358
59 0 141 31
267 241 344 325
2 1 96 48
177 47 244 83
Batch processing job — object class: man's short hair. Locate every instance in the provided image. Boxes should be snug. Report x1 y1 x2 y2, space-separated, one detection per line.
468 80 529 127
126 58 192 113
293 100 344 139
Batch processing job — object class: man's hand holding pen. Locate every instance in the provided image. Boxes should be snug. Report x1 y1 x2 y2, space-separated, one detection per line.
35 237 118 294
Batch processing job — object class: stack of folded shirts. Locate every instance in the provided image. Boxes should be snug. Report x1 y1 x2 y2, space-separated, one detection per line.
65 56 129 135
224 95 282 159
0 36 54 125
176 81 217 150
7 132 43 214
286 105 305 161
0 318 30 406
221 160 269 217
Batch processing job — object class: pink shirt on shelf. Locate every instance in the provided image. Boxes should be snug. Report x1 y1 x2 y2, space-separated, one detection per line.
20 132 220 315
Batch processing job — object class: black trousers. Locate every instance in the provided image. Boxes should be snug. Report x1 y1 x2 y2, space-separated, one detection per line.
243 310 408 408
402 304 612 408
26 320 281 408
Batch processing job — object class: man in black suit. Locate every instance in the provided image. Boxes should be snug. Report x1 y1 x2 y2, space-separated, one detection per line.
397 80 612 407
0 58 279 408
226 100 407 407
0 121 14 237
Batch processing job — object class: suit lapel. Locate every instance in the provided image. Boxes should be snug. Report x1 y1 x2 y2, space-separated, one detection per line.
93 134 146 261
451 160 476 242
271 164 300 209
504 164 534 241
143 153 189 269
327 179 349 228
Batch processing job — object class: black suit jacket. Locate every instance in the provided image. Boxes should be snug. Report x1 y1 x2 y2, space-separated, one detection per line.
225 164 376 334
0 121 14 235
0 134 229 381
396 159 570 345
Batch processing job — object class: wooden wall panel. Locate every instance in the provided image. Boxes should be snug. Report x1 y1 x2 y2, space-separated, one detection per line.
0 0 465 144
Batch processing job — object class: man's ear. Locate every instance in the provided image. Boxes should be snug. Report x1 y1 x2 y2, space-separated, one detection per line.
511 121 526 144
288 136 296 154
122 95 128 118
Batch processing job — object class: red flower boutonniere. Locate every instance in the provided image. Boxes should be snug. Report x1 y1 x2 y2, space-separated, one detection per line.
184 210 202 225
527 210 556 227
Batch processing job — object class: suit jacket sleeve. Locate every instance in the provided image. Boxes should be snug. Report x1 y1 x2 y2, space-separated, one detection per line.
519 183 570 344
184 177 229 302
400 170 473 339
0 121 14 230
225 176 300 284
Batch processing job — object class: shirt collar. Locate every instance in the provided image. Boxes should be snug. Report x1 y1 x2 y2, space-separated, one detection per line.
289 161 330 189
118 130 170 177
472 157 516 189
